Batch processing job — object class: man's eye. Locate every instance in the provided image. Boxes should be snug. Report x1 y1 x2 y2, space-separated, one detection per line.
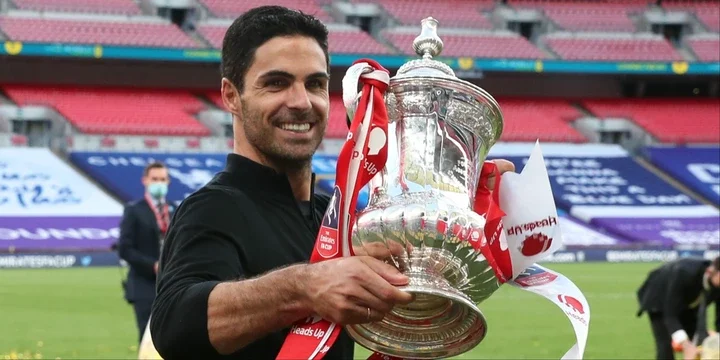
307 79 326 89
266 79 287 88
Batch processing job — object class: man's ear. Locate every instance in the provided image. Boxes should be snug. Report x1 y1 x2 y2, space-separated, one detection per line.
221 78 242 117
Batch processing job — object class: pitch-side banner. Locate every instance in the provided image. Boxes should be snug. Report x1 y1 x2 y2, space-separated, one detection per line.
488 143 719 248
68 152 343 205
0 148 123 252
644 146 720 206
0 216 119 252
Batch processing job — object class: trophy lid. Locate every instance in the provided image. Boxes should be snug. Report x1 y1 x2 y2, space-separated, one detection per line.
395 17 456 79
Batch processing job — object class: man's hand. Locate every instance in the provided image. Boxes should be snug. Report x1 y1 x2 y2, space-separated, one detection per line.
153 262 159 274
682 341 699 360
303 256 414 325
486 159 515 192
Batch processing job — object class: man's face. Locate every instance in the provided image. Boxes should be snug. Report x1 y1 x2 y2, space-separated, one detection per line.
707 266 720 288
142 167 170 188
223 35 329 168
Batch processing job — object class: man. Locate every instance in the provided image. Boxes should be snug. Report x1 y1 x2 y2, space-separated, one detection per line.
118 161 172 344
150 5 515 359
637 256 720 360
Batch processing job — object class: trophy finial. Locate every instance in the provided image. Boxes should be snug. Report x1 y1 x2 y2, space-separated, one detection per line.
413 17 443 59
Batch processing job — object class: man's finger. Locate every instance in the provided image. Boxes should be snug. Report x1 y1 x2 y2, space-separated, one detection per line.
486 159 516 191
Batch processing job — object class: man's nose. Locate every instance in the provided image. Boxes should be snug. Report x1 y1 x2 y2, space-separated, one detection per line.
285 82 312 111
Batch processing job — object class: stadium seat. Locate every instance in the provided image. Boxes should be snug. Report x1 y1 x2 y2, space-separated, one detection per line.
508 0 652 32
496 98 587 142
328 93 348 139
582 98 720 144
197 23 394 54
10 0 142 15
354 0 495 29
543 33 684 61
687 36 720 62
0 16 202 48
3 86 212 137
199 0 334 23
383 29 547 59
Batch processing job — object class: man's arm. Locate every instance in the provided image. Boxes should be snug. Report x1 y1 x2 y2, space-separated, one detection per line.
663 266 690 344
117 204 156 277
150 192 312 359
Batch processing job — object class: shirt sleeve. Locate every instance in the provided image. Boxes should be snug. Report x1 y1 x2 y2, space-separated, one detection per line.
663 265 689 341
150 189 246 359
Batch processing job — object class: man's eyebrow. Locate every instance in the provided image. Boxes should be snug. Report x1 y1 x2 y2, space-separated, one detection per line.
257 70 295 81
306 72 330 80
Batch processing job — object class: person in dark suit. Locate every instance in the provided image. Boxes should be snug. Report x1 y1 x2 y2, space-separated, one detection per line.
636 256 720 360
118 161 173 344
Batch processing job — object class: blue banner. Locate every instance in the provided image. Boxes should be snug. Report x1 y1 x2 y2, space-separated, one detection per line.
645 146 720 206
2 41 718 75
67 152 357 206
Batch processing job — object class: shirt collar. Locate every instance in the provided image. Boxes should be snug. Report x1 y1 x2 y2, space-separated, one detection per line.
222 153 317 198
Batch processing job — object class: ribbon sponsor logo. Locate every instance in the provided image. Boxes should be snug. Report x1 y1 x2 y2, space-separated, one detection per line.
317 186 342 259
513 265 558 287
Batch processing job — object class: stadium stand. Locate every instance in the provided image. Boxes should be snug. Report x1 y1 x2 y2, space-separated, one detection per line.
496 98 587 142
199 0 334 22
9 0 142 15
582 98 720 144
197 22 394 54
662 0 720 32
0 13 201 48
686 33 720 61
3 86 212 136
354 0 496 29
383 28 548 58
542 32 684 61
507 0 655 32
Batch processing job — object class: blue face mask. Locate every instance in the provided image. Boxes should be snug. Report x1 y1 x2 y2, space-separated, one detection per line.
147 182 168 199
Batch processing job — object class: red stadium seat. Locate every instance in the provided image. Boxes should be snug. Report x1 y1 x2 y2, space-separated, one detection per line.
353 0 495 29
199 0 334 23
11 0 142 15
383 29 547 59
496 98 587 142
3 86 212 137
687 37 720 62
508 0 653 31
543 33 684 61
582 98 720 144
197 23 393 54
0 16 201 48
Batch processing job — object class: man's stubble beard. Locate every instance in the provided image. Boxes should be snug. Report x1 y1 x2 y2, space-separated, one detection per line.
241 100 326 172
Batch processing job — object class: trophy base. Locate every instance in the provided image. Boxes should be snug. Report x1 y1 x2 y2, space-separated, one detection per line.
345 272 488 359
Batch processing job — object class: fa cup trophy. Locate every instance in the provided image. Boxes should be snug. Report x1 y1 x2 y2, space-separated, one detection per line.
344 17 505 359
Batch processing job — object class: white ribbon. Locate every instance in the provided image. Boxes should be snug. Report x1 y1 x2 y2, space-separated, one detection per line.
501 141 591 359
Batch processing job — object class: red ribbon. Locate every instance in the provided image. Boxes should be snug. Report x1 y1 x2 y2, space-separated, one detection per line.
276 58 391 360
144 193 169 234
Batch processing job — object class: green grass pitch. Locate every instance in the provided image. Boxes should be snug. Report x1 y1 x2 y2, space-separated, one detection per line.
1 262 715 359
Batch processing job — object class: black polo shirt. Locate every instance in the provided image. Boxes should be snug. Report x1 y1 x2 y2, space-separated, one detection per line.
150 153 355 359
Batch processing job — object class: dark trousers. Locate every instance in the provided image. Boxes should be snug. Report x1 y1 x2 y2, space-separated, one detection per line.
648 310 698 360
132 298 154 344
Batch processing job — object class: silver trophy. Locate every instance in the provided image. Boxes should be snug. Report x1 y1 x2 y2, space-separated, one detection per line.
344 17 504 359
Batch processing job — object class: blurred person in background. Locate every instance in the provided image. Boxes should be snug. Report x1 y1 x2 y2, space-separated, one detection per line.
118 161 173 344
636 256 720 360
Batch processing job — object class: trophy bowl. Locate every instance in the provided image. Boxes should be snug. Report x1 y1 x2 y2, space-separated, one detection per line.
344 17 504 359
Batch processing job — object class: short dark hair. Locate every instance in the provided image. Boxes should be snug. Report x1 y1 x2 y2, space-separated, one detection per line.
143 162 166 177
221 5 330 92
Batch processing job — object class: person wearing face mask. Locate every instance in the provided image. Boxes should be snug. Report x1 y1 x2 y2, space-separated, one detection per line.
118 161 173 345
636 256 720 360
